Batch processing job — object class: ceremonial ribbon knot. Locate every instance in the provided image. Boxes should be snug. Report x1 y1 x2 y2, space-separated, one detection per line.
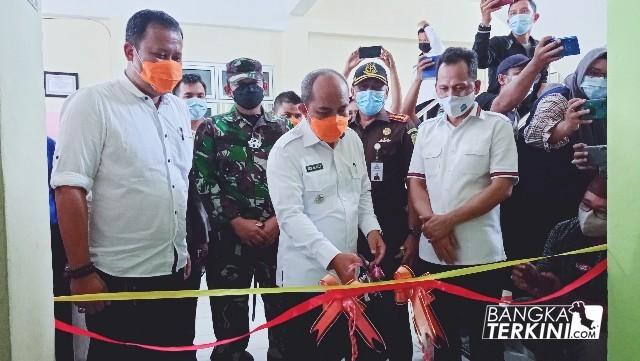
310 274 385 361
394 266 448 361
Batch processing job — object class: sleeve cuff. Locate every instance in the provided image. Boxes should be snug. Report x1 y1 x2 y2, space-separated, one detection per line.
490 171 519 185
359 218 381 240
50 172 93 193
315 242 342 271
542 123 570 151
407 172 426 179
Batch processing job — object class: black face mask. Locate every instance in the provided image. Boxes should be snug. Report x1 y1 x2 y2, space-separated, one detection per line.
233 83 264 109
419 42 432 54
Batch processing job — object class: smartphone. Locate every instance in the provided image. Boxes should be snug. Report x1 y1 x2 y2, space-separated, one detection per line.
545 36 580 57
359 46 382 59
581 98 607 120
421 55 441 79
585 145 607 170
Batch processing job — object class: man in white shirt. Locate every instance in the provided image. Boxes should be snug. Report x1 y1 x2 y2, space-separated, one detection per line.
51 10 195 361
407 47 518 361
267 69 386 360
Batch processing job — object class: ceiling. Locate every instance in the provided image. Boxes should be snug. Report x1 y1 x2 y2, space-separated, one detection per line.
41 0 318 31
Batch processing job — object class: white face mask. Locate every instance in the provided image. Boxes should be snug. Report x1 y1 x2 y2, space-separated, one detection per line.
438 92 476 118
578 204 607 238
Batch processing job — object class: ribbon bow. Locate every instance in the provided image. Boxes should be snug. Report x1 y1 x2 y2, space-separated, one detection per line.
310 274 385 361
394 266 448 360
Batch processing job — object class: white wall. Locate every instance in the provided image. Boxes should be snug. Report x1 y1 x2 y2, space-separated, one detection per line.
0 0 54 360
41 0 607 130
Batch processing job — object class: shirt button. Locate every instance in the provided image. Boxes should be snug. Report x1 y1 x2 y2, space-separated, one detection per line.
174 210 177 215
144 96 149 100
172 185 175 189
168 159 171 163
165 134 168 138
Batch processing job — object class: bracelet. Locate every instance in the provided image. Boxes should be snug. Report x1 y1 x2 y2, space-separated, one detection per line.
478 23 492 31
64 262 97 280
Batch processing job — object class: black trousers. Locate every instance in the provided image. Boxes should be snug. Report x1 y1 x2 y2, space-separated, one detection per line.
206 227 281 360
273 292 387 361
178 266 204 361
85 268 194 361
357 210 413 361
414 259 505 361
51 223 74 361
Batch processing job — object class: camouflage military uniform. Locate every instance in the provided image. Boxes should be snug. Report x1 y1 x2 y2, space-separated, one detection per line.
194 105 289 361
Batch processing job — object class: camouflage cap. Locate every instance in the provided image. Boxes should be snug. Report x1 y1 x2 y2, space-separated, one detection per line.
226 57 264 83
352 62 388 86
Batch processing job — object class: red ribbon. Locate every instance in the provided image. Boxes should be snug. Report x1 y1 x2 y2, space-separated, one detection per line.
54 259 607 352
394 266 447 361
310 274 385 361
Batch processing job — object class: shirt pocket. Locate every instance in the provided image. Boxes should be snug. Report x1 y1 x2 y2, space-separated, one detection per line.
458 144 490 175
421 146 443 178
349 161 365 197
302 171 335 216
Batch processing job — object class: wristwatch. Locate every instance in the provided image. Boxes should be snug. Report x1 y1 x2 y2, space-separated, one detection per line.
478 23 492 31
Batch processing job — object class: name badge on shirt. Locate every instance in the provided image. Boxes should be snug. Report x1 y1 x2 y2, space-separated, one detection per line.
370 162 383 182
306 163 324 173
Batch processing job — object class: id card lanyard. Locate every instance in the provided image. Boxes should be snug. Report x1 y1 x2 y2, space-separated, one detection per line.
371 143 383 182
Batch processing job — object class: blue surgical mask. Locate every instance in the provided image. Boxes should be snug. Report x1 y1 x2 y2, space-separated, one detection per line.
580 76 607 99
185 97 208 120
509 14 533 36
355 90 386 116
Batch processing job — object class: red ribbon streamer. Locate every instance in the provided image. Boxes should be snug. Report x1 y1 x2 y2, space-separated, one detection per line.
55 259 607 352
310 275 385 361
394 266 447 361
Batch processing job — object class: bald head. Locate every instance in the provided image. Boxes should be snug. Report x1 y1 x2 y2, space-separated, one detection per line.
299 69 349 119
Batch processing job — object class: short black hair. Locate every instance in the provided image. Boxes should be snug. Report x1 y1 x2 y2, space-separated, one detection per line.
436 47 478 81
173 73 207 95
300 69 349 103
509 0 538 13
274 91 302 112
125 9 183 47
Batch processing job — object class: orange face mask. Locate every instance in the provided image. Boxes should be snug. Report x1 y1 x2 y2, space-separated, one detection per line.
310 115 349 143
134 48 182 94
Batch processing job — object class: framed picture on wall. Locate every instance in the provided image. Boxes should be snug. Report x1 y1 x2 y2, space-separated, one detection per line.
217 65 275 101
44 71 78 98
182 62 217 100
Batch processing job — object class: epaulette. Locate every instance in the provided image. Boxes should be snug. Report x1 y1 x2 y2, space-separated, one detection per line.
388 112 410 123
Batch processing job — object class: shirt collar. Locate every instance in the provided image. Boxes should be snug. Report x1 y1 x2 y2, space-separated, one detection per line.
301 118 322 147
119 73 169 105
119 73 148 99
349 109 390 127
508 32 537 48
231 106 277 127
437 102 482 127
